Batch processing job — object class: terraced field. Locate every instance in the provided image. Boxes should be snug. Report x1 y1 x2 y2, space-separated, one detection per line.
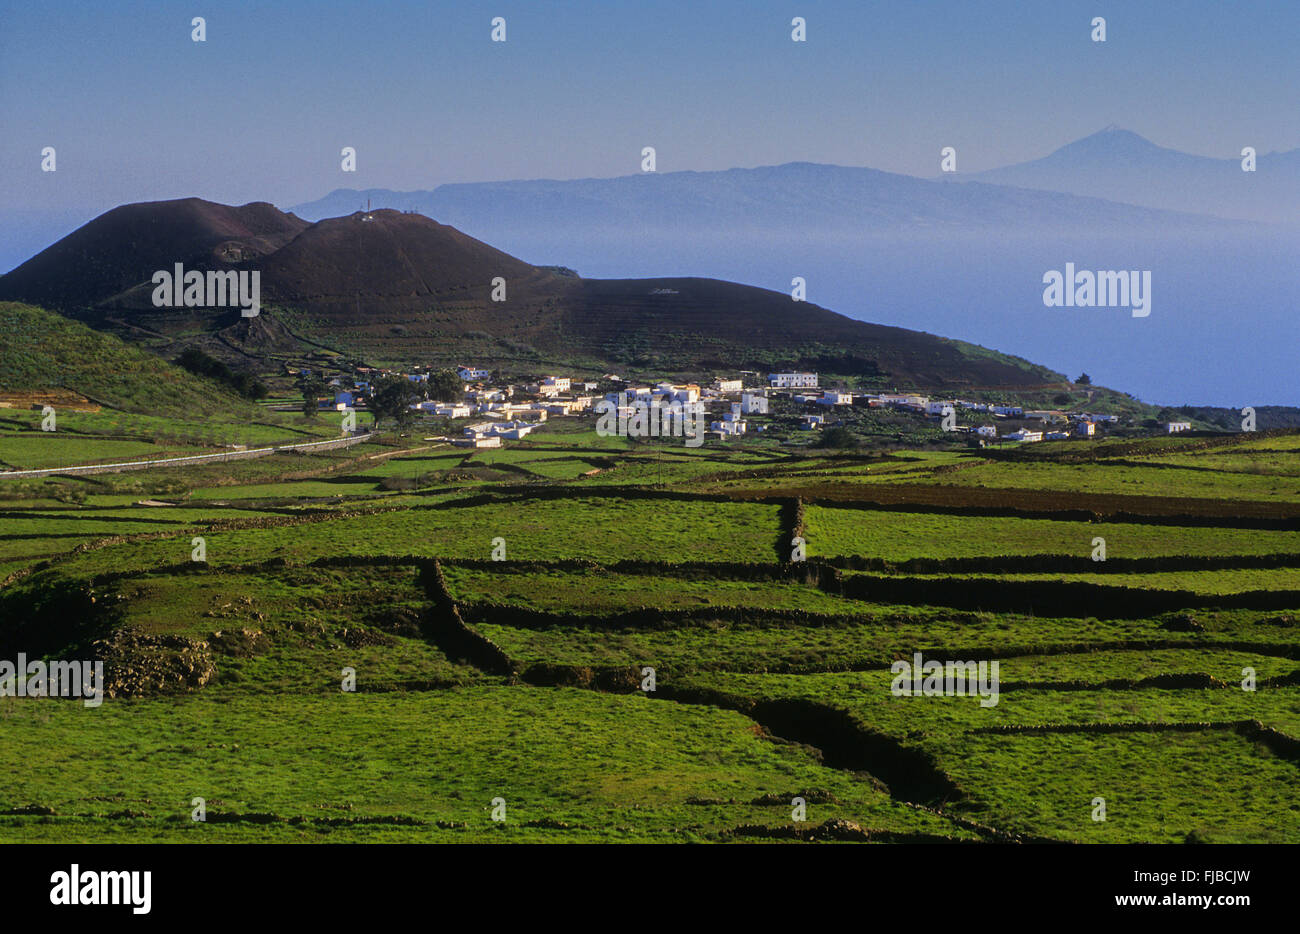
2 423 1298 843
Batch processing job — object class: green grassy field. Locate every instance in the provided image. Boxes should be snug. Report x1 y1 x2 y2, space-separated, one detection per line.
0 688 970 842
890 452 1300 503
473 610 1300 676
2 407 1298 843
803 505 1300 561
947 730 1299 843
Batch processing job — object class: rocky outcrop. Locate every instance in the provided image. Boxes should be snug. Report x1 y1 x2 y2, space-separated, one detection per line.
92 629 216 697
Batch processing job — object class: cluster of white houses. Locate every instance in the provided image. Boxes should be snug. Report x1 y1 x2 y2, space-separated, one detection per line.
757 375 1121 442
310 364 1191 446
599 379 772 439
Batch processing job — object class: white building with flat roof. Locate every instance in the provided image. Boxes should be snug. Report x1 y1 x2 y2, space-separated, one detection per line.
741 392 768 415
656 383 700 404
768 372 819 389
1004 429 1043 442
879 393 929 408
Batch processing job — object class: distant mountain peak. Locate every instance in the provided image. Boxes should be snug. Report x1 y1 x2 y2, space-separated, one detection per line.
965 127 1298 224
1068 126 1157 149
1025 128 1174 168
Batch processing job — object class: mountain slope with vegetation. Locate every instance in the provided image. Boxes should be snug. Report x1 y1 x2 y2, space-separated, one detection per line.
0 301 255 417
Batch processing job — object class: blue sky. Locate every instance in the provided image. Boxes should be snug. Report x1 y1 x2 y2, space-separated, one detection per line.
2 0 1297 215
2 1 1296 405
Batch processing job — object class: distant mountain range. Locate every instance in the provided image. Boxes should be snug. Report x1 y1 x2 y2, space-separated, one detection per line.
0 198 1064 389
292 157 1247 236
290 127 1298 231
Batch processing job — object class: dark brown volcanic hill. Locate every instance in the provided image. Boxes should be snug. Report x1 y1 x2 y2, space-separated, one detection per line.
559 277 1047 386
261 210 546 298
0 198 1061 387
0 198 307 310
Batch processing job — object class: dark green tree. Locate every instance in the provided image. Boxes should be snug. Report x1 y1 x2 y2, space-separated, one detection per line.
426 369 466 403
296 373 329 418
816 426 859 449
175 347 267 399
369 375 423 432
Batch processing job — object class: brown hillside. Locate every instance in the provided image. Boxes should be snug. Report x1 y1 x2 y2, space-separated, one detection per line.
0 198 307 311
262 210 546 299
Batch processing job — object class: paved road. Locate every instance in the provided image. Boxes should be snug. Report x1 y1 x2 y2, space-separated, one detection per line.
0 432 375 478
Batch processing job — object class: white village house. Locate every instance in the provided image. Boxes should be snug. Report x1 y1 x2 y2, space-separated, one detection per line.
741 392 769 415
711 404 748 437
768 372 819 389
